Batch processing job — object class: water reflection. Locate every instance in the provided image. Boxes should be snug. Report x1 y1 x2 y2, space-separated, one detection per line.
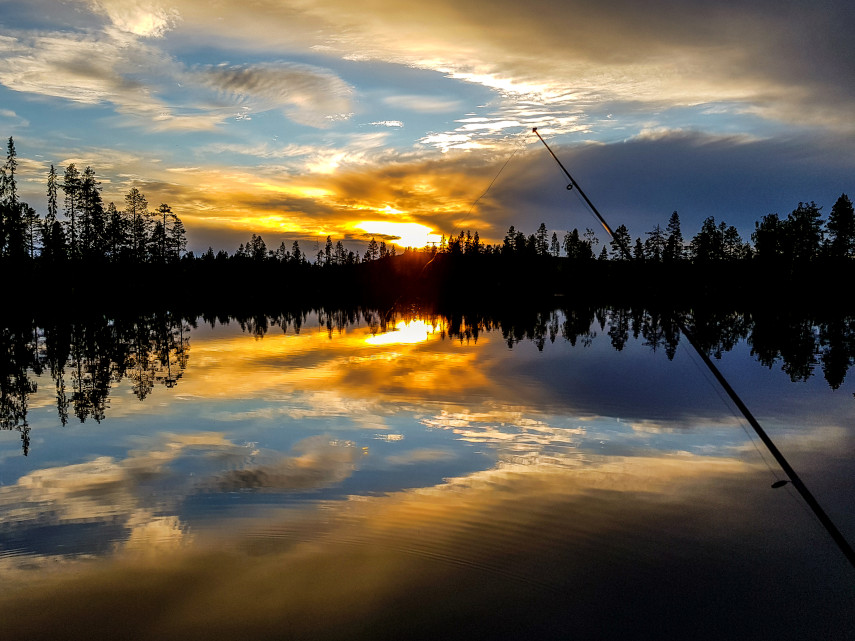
1 305 853 639
4 306 855 455
1 312 190 454
1 446 851 640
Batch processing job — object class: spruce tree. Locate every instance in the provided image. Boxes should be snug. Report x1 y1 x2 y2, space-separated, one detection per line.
827 194 855 259
63 164 82 259
663 211 684 262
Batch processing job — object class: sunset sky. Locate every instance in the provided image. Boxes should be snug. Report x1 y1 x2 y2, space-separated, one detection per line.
1 0 853 254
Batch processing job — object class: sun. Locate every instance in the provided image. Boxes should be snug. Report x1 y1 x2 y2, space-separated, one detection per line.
364 320 438 346
355 221 444 248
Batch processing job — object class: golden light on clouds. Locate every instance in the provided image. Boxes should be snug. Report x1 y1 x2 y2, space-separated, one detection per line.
355 221 443 247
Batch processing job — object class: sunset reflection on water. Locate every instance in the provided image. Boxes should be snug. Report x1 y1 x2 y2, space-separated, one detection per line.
1 310 853 640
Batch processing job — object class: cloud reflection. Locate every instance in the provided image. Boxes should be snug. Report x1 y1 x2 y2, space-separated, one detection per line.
1 449 849 640
0 433 359 567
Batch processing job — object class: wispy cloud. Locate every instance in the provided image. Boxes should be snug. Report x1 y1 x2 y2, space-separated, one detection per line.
88 0 181 38
381 95 461 113
201 62 354 128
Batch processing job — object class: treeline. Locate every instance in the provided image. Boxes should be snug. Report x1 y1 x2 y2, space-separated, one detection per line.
426 199 855 264
0 137 186 264
5 134 855 308
4 304 854 455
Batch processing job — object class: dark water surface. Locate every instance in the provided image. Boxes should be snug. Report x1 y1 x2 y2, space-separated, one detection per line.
1 308 853 639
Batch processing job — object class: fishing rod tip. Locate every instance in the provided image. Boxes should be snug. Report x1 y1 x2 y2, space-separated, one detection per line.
532 127 537 133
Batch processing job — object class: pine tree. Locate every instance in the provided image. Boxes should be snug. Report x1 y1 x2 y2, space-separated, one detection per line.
1 137 23 257
167 214 186 261
42 164 60 260
366 236 379 261
334 240 346 265
80 166 106 259
502 226 515 255
644 224 666 262
124 187 149 263
826 194 855 259
786 201 824 262
4 137 17 207
105 202 129 261
663 211 684 262
690 217 723 262
721 223 749 260
152 203 184 263
23 205 39 259
609 224 632 260
324 236 333 266
63 164 82 259
535 222 549 256
752 213 784 260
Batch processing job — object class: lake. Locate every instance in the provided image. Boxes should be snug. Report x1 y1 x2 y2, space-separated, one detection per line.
1 306 853 640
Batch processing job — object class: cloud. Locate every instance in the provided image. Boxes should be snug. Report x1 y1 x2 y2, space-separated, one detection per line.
0 31 156 105
201 62 354 128
0 432 360 564
0 26 353 132
382 95 462 113
210 436 358 491
0 29 221 131
147 0 855 132
0 108 29 128
88 0 181 38
385 448 455 466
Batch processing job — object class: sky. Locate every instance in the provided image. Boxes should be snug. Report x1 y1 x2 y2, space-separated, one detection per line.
1 0 854 254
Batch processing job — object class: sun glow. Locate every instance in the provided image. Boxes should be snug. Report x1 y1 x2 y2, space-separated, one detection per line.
356 221 443 248
365 320 438 346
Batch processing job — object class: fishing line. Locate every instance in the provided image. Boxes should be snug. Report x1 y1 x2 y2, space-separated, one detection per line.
531 126 855 570
462 131 528 227
679 335 780 481
680 339 829 536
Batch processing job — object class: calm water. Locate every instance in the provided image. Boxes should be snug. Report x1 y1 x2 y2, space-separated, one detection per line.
1 308 853 640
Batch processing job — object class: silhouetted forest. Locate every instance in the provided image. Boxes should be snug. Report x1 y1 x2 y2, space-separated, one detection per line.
3 137 855 308
2 304 854 455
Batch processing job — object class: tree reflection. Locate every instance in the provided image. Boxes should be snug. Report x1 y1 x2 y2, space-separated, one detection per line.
1 312 191 454
0 319 38 454
2 304 854 455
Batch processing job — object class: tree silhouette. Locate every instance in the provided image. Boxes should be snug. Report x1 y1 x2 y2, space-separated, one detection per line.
4 136 17 207
609 224 632 260
690 217 723 262
752 213 785 261
291 240 303 264
80 166 106 260
644 224 666 262
663 211 684 262
125 187 149 263
535 223 549 256
1 137 28 259
62 164 82 259
826 194 855 259
786 201 824 262
366 236 379 261
550 232 560 257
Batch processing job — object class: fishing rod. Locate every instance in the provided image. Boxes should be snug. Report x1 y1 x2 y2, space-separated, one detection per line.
532 126 855 570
